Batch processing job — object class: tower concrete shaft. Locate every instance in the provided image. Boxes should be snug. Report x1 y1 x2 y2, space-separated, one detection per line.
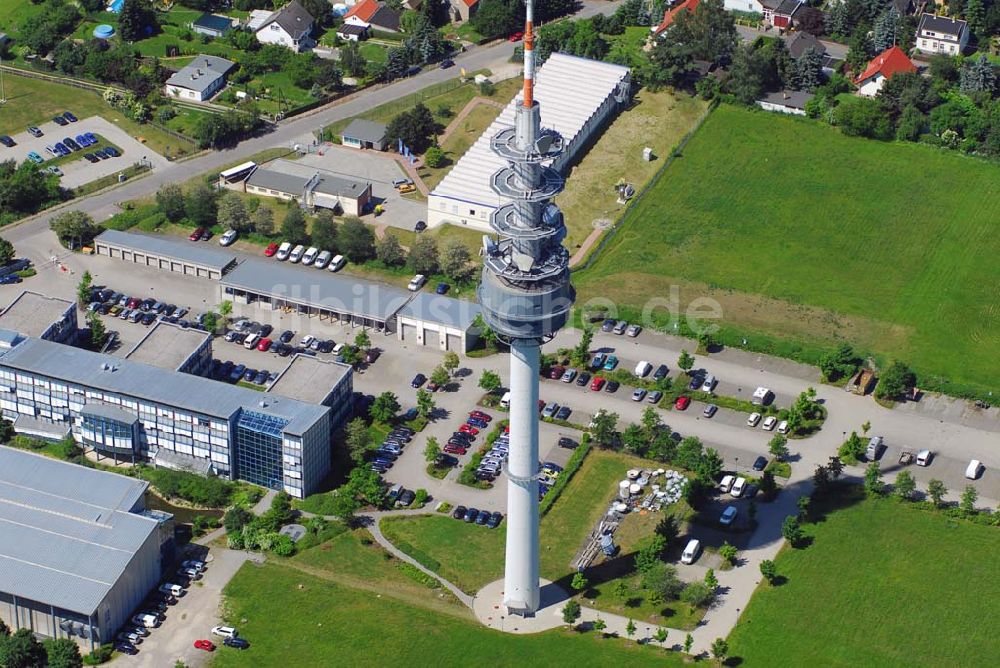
476 0 573 616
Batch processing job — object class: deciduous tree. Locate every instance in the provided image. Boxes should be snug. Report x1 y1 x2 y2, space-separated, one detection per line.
781 515 804 546
478 369 501 393
376 232 406 266
369 392 400 423
281 207 309 245
769 434 789 461
345 417 371 464
760 559 777 583
677 349 695 372
960 485 978 514
338 217 376 262
252 205 274 235
864 460 884 496
311 210 338 251
217 191 249 231
408 235 439 274
416 388 435 418
439 237 473 282
442 351 460 376
424 436 441 463
894 469 916 500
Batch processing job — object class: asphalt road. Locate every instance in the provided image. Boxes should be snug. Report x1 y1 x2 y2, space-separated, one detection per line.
3 0 623 247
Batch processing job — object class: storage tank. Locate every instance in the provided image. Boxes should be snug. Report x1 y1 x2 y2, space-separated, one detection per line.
618 480 630 499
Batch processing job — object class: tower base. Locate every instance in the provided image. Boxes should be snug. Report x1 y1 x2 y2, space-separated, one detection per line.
472 578 569 634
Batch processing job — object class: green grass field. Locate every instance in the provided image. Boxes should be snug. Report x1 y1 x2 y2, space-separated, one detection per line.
214 560 681 668
728 493 1000 667
0 0 44 37
378 451 703 626
574 104 1000 394
0 74 199 158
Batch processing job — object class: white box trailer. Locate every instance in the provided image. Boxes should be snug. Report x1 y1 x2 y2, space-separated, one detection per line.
751 387 772 405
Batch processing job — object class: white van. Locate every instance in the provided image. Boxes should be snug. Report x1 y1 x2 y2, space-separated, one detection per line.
289 244 306 263
132 614 159 629
965 459 983 480
328 254 346 272
314 250 332 269
730 477 747 498
275 242 292 261
243 333 260 350
751 387 772 405
407 274 426 291
680 539 702 565
634 360 652 378
701 374 716 392
301 246 319 266
158 583 184 597
500 391 512 409
916 450 932 467
719 474 735 493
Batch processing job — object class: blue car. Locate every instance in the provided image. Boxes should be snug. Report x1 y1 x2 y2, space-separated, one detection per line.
75 134 90 147
84 132 97 144
603 355 619 371
54 142 69 156
590 353 605 370
26 151 43 164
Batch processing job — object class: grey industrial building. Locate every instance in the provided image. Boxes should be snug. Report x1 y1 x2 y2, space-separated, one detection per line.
0 332 352 498
397 293 481 353
0 446 174 650
0 291 77 345
94 230 237 279
244 166 372 216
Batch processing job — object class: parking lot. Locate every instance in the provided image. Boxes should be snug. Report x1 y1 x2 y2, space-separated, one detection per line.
121 547 251 668
293 145 425 231
1 115 168 189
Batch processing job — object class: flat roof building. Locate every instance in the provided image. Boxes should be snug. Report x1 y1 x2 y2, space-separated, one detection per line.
268 355 353 431
341 118 388 151
0 445 173 650
0 290 77 344
397 293 481 353
243 163 372 216
0 335 350 498
427 53 631 231
220 258 412 330
94 230 237 280
125 320 213 375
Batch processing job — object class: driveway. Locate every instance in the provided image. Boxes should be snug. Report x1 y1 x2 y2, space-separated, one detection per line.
2 116 168 189
117 547 250 667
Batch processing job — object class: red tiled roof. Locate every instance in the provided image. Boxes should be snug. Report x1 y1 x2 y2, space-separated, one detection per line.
854 45 916 84
345 0 380 22
461 0 478 7
653 0 701 36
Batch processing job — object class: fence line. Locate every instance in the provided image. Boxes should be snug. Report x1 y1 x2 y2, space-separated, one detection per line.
571 98 719 274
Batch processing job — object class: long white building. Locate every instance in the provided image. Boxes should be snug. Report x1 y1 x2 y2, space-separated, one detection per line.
427 53 631 231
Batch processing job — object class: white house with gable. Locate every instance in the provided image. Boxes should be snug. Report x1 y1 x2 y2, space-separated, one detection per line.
254 0 314 52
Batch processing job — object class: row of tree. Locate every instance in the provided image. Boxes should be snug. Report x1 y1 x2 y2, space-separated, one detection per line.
0 622 83 668
0 161 64 227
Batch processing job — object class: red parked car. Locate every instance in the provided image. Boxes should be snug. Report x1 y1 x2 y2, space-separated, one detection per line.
590 377 606 392
443 444 467 455
509 31 524 42
189 227 206 241
674 396 691 411
548 365 565 380
458 424 479 436
264 242 279 257
194 640 215 652
468 410 492 422
256 338 272 352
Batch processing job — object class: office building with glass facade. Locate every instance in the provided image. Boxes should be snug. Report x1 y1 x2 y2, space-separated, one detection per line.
0 333 351 498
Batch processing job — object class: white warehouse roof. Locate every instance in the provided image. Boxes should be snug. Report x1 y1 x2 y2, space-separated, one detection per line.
429 53 630 212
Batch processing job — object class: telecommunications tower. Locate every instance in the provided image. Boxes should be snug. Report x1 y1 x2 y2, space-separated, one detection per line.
477 0 575 616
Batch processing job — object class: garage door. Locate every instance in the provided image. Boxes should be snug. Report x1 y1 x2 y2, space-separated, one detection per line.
400 323 418 342
446 333 463 352
424 327 440 349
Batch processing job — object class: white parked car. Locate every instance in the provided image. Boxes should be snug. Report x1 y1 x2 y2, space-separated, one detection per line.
747 412 762 427
289 244 306 263
965 459 984 480
177 567 201 580
680 539 701 564
314 250 332 269
181 559 206 571
301 246 319 266
730 477 747 498
159 583 184 597
776 420 789 434
300 334 316 348
211 626 238 639
243 333 260 350
408 274 427 291
719 474 735 493
275 242 292 261
916 450 932 467
328 254 346 272
762 416 777 431
219 229 238 246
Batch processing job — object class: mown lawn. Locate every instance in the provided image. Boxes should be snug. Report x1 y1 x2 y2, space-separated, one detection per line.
378 449 700 628
574 104 1000 395
728 494 1000 667
214 560 682 668
0 0 45 37
0 73 199 158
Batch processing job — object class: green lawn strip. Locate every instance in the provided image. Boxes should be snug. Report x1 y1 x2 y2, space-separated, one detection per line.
214 560 681 667
728 492 1000 667
574 103 1000 396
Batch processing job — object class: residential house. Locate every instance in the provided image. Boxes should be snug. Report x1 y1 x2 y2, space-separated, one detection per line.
787 30 839 74
164 55 235 102
190 12 235 38
915 13 968 55
854 45 916 97
449 0 479 23
757 89 814 115
255 0 315 52
344 0 402 33
723 0 801 28
651 0 701 37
